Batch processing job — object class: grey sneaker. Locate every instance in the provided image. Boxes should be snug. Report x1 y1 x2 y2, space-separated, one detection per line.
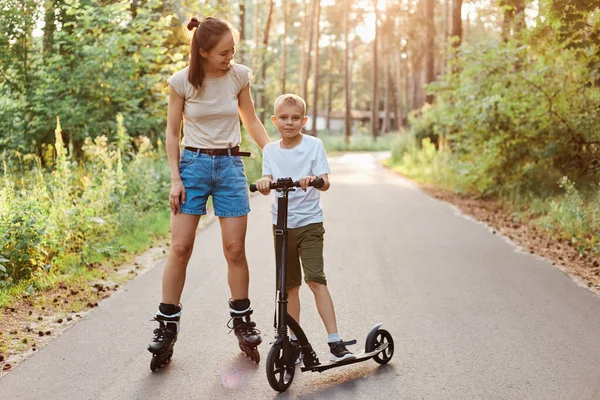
328 340 356 362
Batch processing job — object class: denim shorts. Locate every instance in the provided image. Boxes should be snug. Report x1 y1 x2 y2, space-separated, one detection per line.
178 149 250 217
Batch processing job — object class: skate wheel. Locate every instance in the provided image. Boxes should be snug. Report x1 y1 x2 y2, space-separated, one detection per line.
150 355 160 372
250 347 260 364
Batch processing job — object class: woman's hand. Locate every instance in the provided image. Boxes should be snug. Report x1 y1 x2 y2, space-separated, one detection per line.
169 179 186 214
256 177 273 195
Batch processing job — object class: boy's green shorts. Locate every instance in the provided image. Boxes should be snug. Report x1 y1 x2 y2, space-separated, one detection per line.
272 222 327 291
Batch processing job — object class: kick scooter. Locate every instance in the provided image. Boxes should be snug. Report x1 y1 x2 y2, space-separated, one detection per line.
250 177 394 392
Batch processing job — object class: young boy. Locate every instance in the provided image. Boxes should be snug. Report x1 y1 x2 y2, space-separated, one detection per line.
255 94 355 362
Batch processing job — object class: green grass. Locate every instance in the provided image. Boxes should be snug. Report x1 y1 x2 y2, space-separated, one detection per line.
320 132 399 153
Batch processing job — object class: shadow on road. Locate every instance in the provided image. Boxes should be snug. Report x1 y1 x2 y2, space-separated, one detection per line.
272 363 399 399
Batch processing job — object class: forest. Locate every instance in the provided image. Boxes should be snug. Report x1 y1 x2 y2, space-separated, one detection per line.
0 0 599 301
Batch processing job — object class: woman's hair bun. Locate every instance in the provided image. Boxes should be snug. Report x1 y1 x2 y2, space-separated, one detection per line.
187 17 200 31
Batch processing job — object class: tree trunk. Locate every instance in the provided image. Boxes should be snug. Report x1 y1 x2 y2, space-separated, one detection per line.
310 0 321 136
344 0 351 145
441 0 450 74
501 0 526 41
238 0 246 63
425 0 435 104
326 45 334 132
300 0 308 100
43 0 57 57
259 0 275 123
371 0 379 138
395 52 404 129
302 0 317 103
281 0 287 93
171 0 187 24
253 0 261 70
382 52 390 133
451 0 463 48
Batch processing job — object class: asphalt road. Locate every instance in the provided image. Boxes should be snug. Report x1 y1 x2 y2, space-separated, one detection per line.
2 152 600 400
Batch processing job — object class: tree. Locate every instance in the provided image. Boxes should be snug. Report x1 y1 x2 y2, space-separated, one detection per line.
311 0 321 135
441 0 450 74
238 0 246 63
326 44 334 131
259 0 275 123
451 0 463 47
302 0 317 102
281 0 288 93
371 0 379 138
424 0 435 104
344 0 351 144
500 0 526 41
253 0 261 70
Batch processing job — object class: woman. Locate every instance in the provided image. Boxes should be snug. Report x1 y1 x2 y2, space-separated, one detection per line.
147 16 270 368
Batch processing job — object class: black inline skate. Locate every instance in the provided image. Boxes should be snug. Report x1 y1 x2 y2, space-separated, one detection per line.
228 298 262 363
148 303 181 372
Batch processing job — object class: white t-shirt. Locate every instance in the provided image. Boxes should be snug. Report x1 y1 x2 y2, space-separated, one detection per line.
167 63 252 149
262 134 331 229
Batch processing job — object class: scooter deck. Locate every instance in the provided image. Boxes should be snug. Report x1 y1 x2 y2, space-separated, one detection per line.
300 343 389 373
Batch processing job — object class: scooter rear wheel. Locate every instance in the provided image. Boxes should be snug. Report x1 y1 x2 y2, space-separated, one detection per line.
266 341 295 392
366 329 394 365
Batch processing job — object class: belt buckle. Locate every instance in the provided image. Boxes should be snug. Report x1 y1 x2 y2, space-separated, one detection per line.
206 149 215 156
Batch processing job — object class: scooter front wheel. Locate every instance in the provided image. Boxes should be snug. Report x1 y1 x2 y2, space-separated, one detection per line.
266 341 296 392
366 329 394 365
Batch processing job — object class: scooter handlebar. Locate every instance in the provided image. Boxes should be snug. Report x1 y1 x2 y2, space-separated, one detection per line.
249 177 324 193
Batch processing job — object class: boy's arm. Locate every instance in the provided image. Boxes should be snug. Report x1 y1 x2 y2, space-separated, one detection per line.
301 140 330 191
317 173 330 191
298 174 330 191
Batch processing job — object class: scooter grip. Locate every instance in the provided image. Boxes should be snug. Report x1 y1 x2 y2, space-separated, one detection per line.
249 183 258 192
311 177 325 189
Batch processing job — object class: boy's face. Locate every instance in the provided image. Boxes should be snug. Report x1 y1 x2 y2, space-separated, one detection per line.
271 103 308 139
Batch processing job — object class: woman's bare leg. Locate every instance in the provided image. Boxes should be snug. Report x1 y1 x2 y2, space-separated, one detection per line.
219 216 249 300
161 213 201 305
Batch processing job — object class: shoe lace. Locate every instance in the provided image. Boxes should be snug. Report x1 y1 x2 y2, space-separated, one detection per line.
227 318 261 336
330 341 348 354
151 318 175 343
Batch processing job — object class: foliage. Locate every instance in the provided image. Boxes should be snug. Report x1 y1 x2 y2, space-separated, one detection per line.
409 31 600 196
0 0 188 156
0 116 170 287
391 5 600 256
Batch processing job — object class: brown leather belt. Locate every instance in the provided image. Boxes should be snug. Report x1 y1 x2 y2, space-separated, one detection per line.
184 145 251 157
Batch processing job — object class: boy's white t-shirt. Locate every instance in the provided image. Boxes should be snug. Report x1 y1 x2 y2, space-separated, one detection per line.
262 134 331 229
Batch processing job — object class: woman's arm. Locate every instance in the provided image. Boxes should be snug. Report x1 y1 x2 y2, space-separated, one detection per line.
238 84 270 149
166 86 185 213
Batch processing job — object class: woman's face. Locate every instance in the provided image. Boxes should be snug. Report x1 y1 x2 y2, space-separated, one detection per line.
200 31 236 72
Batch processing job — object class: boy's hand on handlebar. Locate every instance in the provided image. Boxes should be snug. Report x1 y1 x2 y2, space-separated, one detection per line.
299 176 316 191
256 177 273 195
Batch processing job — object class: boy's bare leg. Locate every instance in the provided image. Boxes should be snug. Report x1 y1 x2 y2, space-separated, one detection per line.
306 281 338 334
287 286 301 334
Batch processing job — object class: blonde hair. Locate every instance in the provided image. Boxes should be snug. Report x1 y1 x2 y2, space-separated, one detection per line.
273 94 306 116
